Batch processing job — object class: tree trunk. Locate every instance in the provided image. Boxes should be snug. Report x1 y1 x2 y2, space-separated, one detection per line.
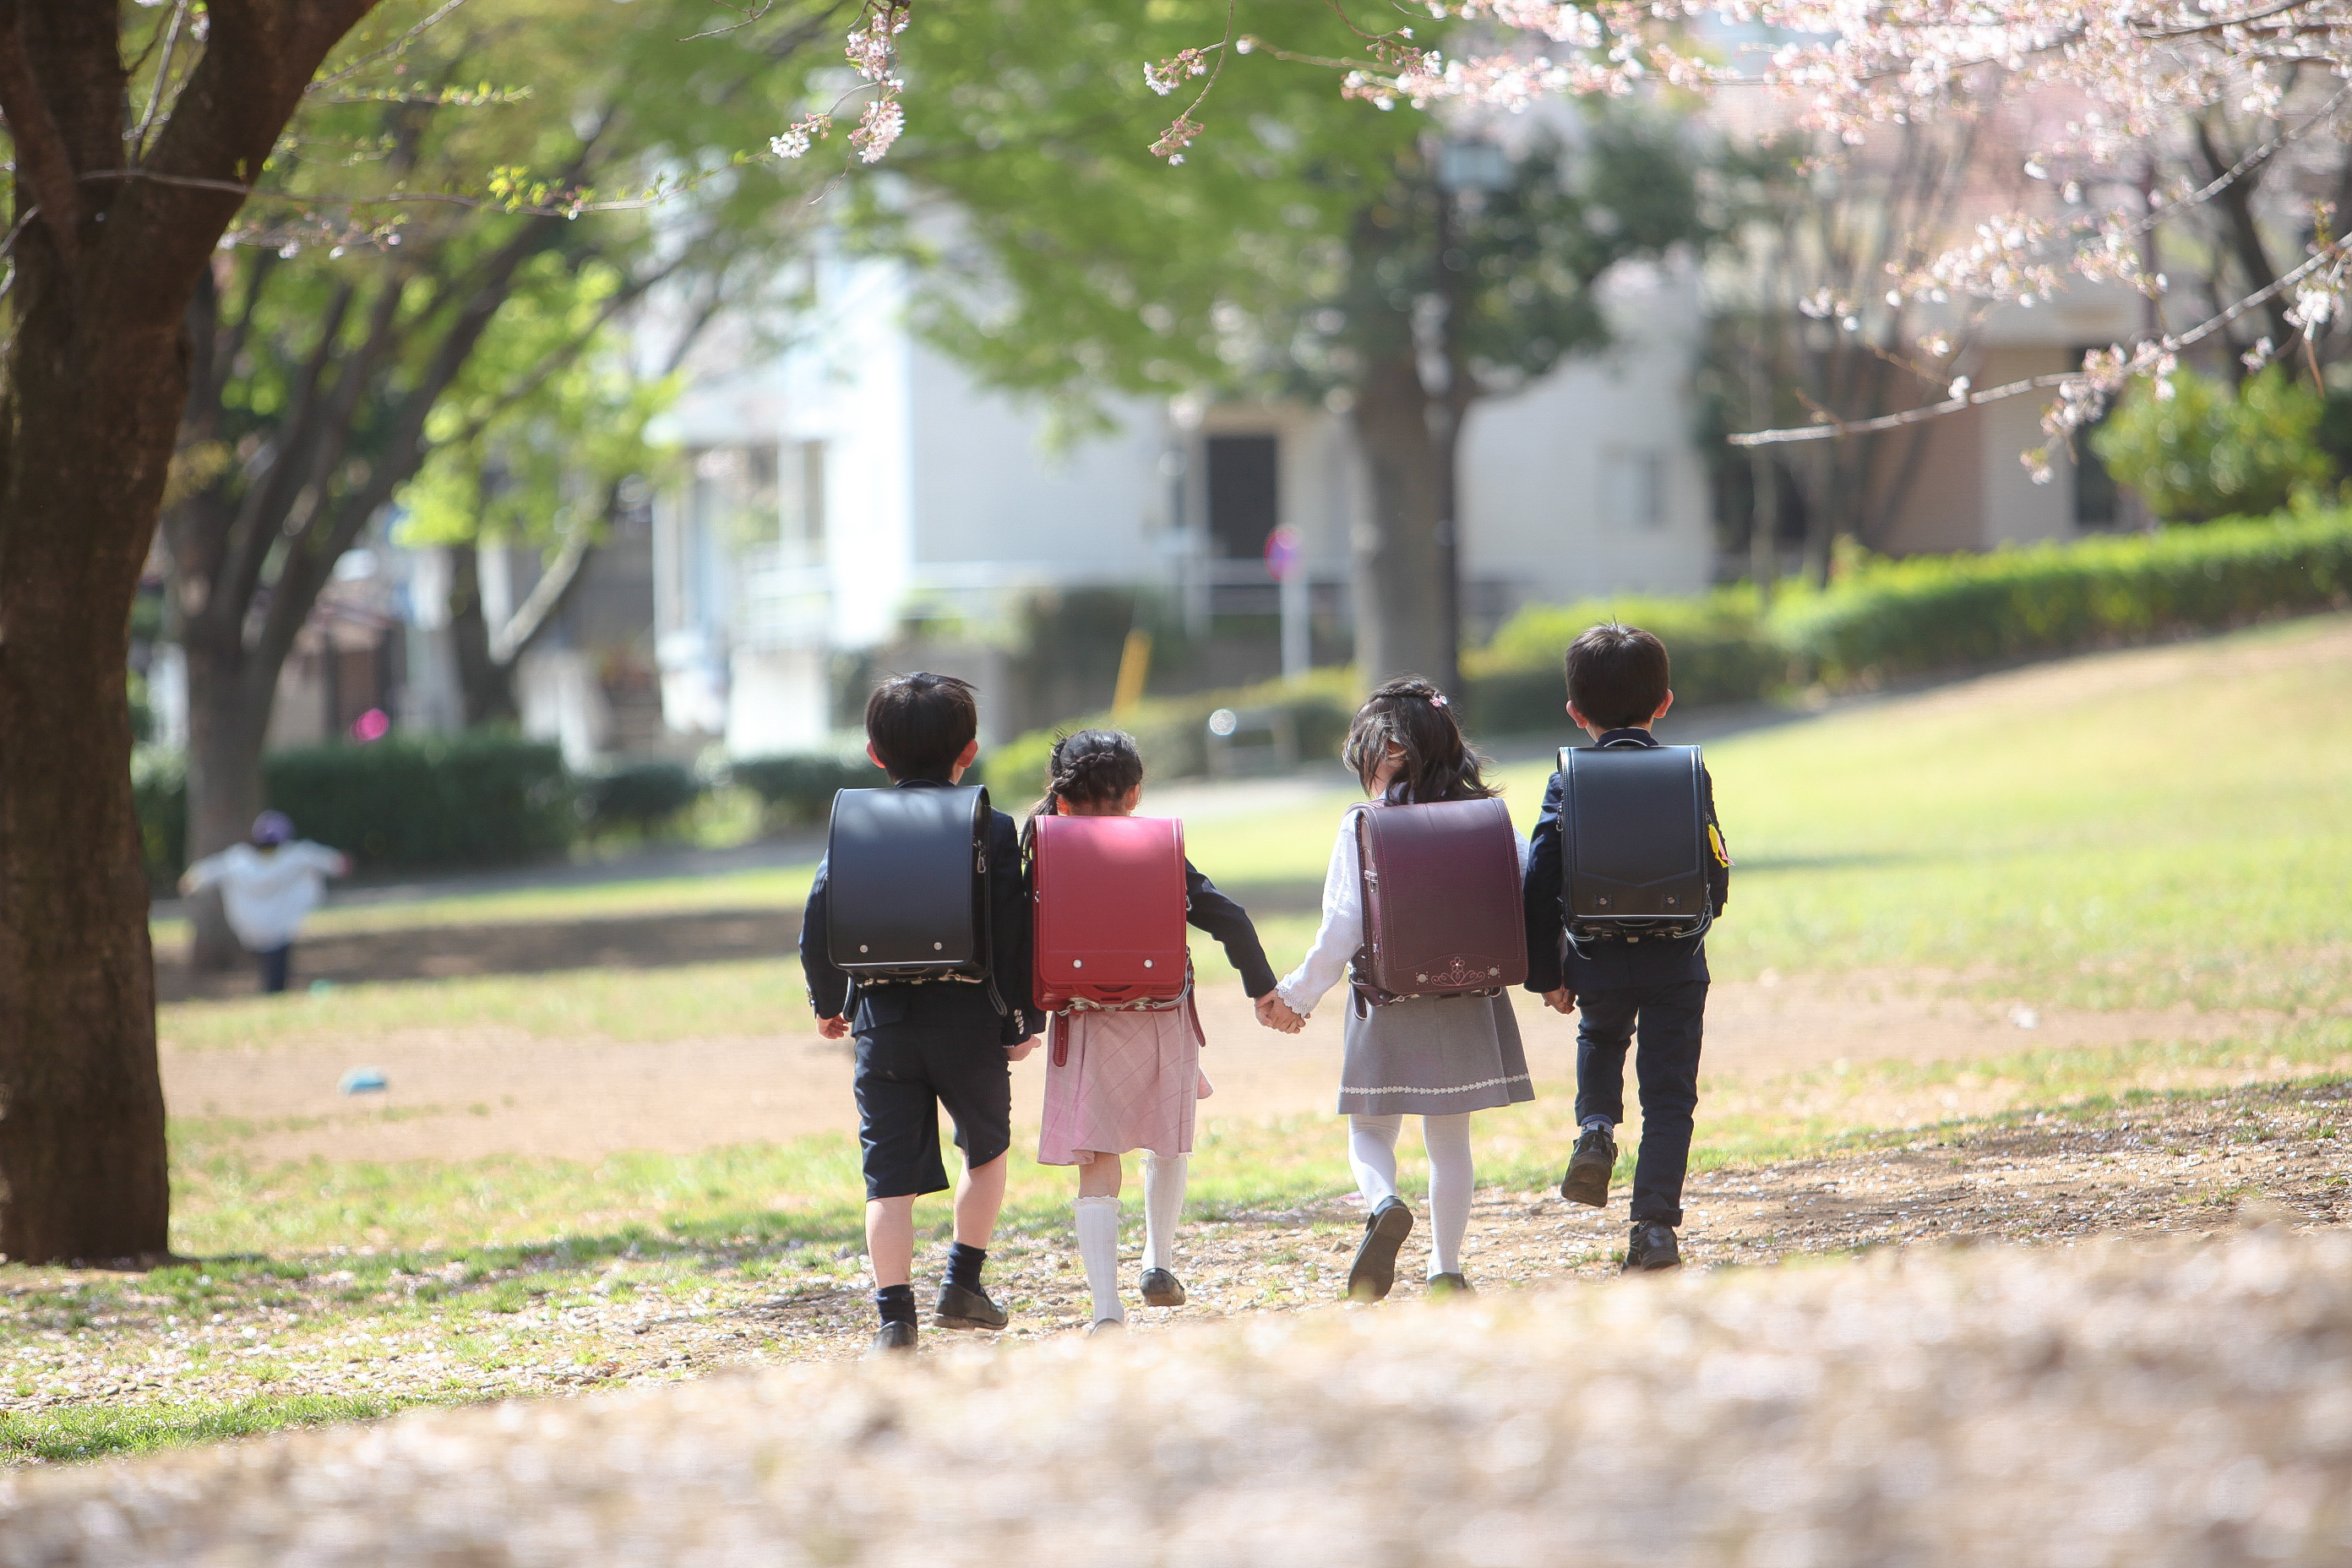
1348 353 1458 694
449 543 522 727
180 629 270 972
0 256 178 1269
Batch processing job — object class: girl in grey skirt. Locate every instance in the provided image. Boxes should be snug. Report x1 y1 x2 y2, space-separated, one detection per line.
1266 677 1533 1301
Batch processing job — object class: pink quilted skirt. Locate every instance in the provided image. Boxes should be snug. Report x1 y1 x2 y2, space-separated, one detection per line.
1037 997 1214 1166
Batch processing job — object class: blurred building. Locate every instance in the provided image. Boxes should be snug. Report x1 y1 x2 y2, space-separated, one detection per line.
642 250 1718 752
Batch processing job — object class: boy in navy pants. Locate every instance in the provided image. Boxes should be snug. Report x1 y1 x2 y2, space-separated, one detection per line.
1522 625 1731 1272
803 672 1041 1354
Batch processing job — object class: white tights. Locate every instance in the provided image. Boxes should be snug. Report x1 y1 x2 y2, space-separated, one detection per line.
1347 1113 1476 1277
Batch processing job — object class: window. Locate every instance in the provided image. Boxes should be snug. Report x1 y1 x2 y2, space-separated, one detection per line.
1603 449 1667 531
782 440 826 552
2069 346 2120 529
1206 433 1280 559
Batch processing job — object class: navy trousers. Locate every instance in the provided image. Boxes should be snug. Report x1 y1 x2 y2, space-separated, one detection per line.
259 945 292 995
1573 981 1707 1226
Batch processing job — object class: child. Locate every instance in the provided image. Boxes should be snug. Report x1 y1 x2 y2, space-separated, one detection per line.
1262 677 1533 1302
801 672 1042 1357
1522 623 1731 1272
178 811 350 994
1026 729 1285 1334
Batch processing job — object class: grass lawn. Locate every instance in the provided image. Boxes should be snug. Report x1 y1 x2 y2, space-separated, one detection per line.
11 615 2350 1465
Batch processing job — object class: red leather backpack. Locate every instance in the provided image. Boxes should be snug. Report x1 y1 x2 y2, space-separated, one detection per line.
1030 814 1190 1012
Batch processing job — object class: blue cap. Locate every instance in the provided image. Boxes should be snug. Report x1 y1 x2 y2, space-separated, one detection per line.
252 810 295 847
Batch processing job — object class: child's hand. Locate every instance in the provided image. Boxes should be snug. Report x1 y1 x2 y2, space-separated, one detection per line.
817 1015 851 1040
1255 993 1306 1033
1542 988 1577 1015
1005 1037 1037 1062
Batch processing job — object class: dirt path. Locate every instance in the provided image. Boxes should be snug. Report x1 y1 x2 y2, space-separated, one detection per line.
160 971 2282 1165
10 1074 2346 1436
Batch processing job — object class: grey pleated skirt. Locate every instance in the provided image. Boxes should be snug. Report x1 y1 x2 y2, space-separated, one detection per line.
1336 988 1535 1118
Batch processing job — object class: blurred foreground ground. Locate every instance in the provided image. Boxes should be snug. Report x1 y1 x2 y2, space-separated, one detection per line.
5 1224 2347 1565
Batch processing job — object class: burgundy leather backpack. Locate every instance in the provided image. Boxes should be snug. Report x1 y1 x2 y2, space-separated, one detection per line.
1352 797 1527 1004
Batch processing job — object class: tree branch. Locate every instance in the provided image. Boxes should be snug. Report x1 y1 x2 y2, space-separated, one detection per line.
0 5 86 267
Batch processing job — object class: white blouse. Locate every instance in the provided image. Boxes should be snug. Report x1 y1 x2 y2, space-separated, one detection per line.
1275 805 1533 1018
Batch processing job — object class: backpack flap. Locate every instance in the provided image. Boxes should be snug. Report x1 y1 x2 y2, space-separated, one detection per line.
1031 814 1190 1012
1352 798 1528 1003
1559 745 1711 939
825 785 991 979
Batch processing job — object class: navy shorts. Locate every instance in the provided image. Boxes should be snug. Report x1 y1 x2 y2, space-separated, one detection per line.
852 1029 1014 1200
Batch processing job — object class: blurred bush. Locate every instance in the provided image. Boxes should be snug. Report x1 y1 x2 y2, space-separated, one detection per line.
265 733 574 868
728 753 880 828
575 760 702 838
2090 368 2332 523
1463 587 1790 733
133 746 187 889
981 669 1358 800
1777 504 2352 684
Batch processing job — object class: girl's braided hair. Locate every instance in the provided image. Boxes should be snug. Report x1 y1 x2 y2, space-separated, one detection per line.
1341 676 1498 804
1023 728 1146 851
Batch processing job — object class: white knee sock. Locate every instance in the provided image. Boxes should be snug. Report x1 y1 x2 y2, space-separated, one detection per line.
1348 1114 1403 1206
1074 1195 1125 1324
1422 1112 1476 1277
1141 1152 1187 1274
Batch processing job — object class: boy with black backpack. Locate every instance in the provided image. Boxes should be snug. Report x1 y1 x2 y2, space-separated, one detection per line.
1522 625 1731 1273
802 672 1042 1355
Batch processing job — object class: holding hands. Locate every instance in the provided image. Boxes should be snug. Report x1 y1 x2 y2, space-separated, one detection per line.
1255 992 1307 1034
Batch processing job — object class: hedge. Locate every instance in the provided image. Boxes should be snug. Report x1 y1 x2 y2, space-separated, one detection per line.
1776 503 2352 683
137 732 574 885
982 668 1358 801
1464 587 1789 734
576 760 702 836
728 753 882 826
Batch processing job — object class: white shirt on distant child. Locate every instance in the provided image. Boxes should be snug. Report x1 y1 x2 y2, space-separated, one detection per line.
182 842 346 952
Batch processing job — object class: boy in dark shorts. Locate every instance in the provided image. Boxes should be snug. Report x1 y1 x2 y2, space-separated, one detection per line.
1522 624 1731 1272
802 672 1041 1355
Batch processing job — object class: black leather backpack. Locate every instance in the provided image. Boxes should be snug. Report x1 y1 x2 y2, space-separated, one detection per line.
1556 744 1714 950
825 785 1003 1009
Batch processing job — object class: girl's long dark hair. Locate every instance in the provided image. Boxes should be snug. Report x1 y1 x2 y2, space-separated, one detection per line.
1023 728 1146 853
1342 677 1498 804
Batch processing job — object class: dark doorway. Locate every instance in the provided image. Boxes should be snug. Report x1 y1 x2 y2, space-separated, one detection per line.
1206 434 1280 560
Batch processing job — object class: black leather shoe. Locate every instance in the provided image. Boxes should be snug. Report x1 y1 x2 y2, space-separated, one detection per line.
1560 1124 1617 1208
1347 1197 1414 1303
1139 1267 1187 1307
1426 1272 1475 1298
1623 1220 1681 1272
934 1282 1010 1329
866 1320 917 1357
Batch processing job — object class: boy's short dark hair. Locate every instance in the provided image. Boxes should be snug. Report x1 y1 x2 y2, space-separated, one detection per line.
864 672 980 781
1565 623 1670 730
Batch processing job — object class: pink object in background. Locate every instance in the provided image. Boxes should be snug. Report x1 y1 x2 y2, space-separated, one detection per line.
351 708 391 743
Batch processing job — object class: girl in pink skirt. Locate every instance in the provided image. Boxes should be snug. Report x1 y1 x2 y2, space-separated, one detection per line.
1027 730 1289 1333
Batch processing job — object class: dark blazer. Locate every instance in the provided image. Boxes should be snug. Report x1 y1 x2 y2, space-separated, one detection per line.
1522 727 1730 993
1184 859 1280 998
801 779 1040 1044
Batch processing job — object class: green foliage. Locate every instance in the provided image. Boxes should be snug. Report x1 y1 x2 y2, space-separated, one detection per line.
575 761 703 837
728 754 880 828
868 0 1700 422
133 746 188 888
982 670 1359 801
1465 588 1791 733
262 735 574 870
1777 504 2352 683
2089 368 2332 523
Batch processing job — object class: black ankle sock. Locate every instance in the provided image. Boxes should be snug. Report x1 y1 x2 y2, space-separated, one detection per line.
945 1242 987 1293
874 1283 916 1326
